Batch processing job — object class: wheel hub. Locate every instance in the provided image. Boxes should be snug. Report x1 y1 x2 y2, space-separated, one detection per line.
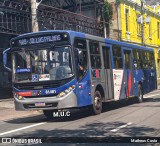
94 96 101 109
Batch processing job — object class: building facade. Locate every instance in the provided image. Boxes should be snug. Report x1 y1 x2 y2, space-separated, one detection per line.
108 0 160 84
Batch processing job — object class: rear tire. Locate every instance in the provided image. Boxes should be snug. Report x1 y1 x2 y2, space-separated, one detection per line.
92 90 102 115
43 110 57 120
137 84 143 103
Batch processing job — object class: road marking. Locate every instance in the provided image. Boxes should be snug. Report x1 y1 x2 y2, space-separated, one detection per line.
144 94 160 98
0 122 46 136
110 122 132 132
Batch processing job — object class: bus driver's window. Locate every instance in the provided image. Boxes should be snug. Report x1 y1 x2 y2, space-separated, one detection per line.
74 38 88 81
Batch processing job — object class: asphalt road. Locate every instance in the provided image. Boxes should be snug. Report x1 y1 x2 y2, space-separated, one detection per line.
0 90 160 145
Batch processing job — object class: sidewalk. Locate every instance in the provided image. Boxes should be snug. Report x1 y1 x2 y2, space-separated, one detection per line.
0 99 42 121
0 89 43 121
0 88 13 100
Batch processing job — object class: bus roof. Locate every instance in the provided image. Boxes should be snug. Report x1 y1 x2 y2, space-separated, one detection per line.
12 30 153 51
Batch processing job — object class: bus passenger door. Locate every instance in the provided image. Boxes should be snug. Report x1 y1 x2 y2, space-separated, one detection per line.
123 49 134 97
101 45 114 100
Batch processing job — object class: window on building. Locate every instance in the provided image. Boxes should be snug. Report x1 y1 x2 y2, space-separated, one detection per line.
158 22 160 39
112 45 123 69
125 9 129 32
137 23 141 35
137 15 141 35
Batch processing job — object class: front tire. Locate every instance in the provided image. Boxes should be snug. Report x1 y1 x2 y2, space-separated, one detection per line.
137 84 143 103
92 90 102 115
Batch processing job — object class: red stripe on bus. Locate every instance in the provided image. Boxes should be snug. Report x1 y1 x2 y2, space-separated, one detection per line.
96 70 99 78
16 91 32 96
128 71 131 96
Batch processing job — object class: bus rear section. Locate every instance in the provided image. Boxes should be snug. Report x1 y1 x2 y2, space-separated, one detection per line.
95 39 156 106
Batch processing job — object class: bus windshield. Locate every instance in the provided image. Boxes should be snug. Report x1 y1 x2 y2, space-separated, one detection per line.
12 46 73 83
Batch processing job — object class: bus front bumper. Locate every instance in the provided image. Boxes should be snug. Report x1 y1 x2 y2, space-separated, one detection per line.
14 91 78 111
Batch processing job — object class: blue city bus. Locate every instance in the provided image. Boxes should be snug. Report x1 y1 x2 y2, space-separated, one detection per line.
3 30 157 119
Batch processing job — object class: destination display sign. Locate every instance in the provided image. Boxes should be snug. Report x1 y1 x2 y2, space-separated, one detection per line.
11 33 69 47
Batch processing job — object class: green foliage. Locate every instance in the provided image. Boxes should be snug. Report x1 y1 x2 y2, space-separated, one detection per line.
103 0 113 24
115 0 121 6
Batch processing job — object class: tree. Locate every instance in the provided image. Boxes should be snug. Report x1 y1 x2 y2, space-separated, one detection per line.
103 0 113 37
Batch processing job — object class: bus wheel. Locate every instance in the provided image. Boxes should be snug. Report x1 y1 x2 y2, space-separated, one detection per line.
93 90 102 115
43 110 55 120
137 85 143 103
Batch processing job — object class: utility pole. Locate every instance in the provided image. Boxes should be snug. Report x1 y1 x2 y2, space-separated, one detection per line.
141 0 145 46
102 6 107 38
31 0 43 32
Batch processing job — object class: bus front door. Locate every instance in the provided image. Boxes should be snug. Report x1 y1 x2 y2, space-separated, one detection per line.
123 49 134 97
102 45 114 100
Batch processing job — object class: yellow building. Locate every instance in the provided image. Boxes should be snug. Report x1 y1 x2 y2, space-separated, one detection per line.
108 0 160 84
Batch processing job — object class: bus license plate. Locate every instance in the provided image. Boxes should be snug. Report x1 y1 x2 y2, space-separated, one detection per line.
35 102 45 107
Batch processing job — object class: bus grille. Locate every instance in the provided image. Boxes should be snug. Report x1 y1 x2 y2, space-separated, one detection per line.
23 102 58 109
24 94 58 98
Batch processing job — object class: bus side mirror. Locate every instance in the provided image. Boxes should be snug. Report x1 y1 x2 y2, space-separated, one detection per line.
3 48 12 72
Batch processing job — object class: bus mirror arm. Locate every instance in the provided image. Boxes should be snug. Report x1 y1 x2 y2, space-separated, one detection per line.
3 48 12 72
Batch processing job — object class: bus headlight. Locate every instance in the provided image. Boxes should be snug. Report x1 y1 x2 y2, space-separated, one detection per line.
14 93 23 100
18 96 23 100
58 85 75 98
59 92 65 97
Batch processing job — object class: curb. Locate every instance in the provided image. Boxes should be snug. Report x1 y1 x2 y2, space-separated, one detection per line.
0 98 13 102
2 110 43 122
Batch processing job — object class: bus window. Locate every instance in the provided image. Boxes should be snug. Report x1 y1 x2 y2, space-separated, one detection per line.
90 55 101 68
89 41 101 69
137 50 143 69
142 51 149 69
124 51 131 69
74 38 88 81
148 52 155 69
133 49 142 70
14 51 27 69
133 49 138 69
112 45 123 69
6 52 12 69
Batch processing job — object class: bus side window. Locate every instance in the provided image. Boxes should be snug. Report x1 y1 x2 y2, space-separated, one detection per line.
89 41 101 69
112 45 123 69
133 49 138 70
133 49 143 70
142 51 149 69
137 50 143 69
148 52 155 70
